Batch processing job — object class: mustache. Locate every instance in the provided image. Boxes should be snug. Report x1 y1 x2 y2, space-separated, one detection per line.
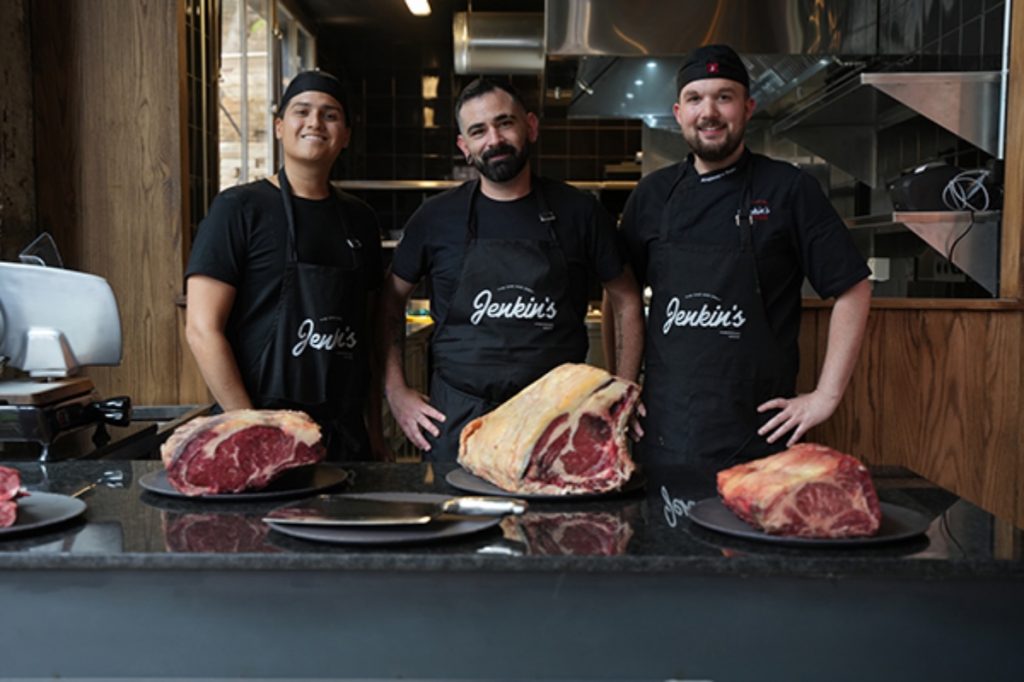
481 144 518 162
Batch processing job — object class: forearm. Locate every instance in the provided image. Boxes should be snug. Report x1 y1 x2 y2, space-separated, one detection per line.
363 299 387 449
600 294 617 375
376 286 411 395
602 268 645 382
815 278 872 404
186 328 253 410
610 295 643 382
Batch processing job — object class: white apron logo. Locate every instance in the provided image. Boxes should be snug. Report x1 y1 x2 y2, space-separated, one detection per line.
292 318 358 357
662 295 746 336
470 285 557 327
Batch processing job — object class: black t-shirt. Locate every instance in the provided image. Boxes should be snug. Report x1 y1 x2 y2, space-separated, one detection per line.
391 177 625 324
185 179 383 410
620 150 869 363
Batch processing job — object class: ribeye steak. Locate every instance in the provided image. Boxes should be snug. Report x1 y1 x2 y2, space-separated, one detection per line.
717 443 882 538
160 410 325 496
458 363 639 494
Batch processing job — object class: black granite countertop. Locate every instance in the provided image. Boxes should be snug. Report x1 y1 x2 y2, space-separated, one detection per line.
0 459 1021 578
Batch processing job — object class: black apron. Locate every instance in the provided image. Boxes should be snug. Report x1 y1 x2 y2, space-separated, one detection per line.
640 159 793 471
253 167 369 460
425 180 587 461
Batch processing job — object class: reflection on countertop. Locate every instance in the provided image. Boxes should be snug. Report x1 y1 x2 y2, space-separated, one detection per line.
0 459 1020 577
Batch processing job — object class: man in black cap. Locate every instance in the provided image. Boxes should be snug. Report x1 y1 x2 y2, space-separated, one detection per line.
377 77 644 461
604 44 871 470
185 70 389 460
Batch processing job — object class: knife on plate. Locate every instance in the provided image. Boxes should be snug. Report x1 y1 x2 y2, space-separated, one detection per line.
263 494 528 527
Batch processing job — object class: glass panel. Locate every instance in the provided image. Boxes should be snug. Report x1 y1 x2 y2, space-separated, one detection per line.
219 0 243 189
279 6 297 85
245 0 270 180
298 27 313 71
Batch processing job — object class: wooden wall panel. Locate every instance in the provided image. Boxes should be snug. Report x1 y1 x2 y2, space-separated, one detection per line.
799 307 1022 527
1001 0 1024 298
31 0 202 406
0 0 36 261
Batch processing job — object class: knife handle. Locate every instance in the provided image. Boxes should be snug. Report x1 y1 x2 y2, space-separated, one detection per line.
443 496 528 516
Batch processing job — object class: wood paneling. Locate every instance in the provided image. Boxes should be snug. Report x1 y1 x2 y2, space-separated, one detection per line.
801 307 1023 527
0 0 36 261
32 0 204 406
1001 0 1024 298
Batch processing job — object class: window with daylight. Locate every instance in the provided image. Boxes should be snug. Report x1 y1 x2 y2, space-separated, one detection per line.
219 0 273 189
278 4 315 87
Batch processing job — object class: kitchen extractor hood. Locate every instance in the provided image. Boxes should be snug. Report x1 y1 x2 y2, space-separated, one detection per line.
453 12 545 74
568 54 833 129
545 0 877 57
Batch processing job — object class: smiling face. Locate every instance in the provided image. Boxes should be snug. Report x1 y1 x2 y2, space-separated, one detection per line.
274 91 350 168
673 78 755 171
456 89 539 184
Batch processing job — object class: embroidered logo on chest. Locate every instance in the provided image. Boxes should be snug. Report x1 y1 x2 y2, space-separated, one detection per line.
750 199 771 221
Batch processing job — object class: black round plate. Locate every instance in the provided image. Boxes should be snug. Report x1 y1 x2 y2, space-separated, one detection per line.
445 467 646 500
687 498 933 546
0 492 87 538
265 492 502 545
138 464 348 501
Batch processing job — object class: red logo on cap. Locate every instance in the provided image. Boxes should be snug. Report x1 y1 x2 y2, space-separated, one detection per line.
707 62 720 74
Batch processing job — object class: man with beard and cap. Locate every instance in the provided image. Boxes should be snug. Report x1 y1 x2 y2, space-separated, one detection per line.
603 44 871 472
185 70 389 461
378 77 644 460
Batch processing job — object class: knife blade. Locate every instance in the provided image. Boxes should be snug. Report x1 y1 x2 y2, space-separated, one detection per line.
263 494 528 527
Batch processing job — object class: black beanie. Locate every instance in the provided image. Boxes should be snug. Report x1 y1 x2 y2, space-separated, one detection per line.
277 70 349 125
675 44 749 96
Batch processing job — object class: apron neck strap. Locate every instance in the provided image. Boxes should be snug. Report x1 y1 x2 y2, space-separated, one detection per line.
465 177 559 244
278 166 358 262
658 155 756 251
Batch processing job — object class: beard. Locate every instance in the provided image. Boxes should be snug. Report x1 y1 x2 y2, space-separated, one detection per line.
683 119 745 163
471 142 530 182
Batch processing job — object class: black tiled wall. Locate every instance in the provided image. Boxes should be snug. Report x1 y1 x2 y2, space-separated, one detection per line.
318 23 641 238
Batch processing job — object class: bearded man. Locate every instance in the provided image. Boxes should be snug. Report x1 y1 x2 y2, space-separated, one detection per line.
377 77 644 460
603 44 872 471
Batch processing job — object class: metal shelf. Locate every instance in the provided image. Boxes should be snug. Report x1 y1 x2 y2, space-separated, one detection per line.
333 179 637 191
843 211 1001 296
892 210 1001 296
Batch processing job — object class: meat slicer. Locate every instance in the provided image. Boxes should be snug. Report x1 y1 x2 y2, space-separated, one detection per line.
0 248 131 460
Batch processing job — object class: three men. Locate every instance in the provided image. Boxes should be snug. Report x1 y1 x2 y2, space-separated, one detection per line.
378 78 644 460
186 71 387 461
606 45 871 469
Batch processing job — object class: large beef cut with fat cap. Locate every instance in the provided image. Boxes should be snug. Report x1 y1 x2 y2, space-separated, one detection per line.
160 410 325 496
717 443 882 538
458 363 639 495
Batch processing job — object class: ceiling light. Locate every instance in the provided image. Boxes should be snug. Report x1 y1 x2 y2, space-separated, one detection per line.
404 0 431 16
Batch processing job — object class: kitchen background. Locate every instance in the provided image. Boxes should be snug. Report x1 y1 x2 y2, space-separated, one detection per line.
1 0 1023 529
193 0 1009 299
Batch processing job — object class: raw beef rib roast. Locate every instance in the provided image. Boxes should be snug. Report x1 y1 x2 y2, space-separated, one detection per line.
160 410 325 496
458 363 639 495
717 443 882 538
1 465 23 528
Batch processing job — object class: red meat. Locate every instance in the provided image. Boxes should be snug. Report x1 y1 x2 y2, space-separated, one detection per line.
717 443 882 538
160 410 325 496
